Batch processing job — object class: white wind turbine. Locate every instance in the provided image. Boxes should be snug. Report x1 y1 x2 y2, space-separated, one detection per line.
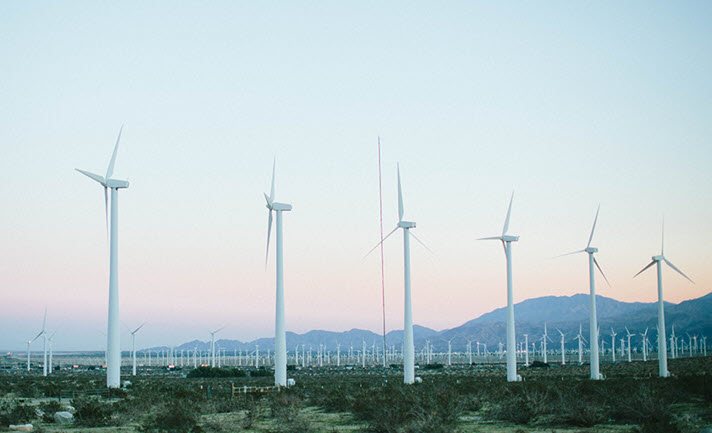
573 323 586 364
556 329 566 365
633 221 694 377
625 327 633 362
209 326 225 367
39 309 48 376
366 165 429 384
557 206 609 380
540 323 552 363
640 328 649 362
129 323 145 376
47 330 57 375
264 159 292 387
26 311 46 373
610 328 617 362
76 126 128 388
479 192 521 382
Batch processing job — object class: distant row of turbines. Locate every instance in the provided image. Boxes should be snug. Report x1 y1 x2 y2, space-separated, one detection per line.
69 128 695 387
21 325 708 375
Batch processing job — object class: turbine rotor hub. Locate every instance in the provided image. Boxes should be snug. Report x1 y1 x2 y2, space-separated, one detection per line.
585 247 598 253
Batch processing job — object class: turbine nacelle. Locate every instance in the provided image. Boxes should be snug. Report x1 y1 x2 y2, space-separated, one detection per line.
502 235 519 242
585 247 598 254
652 254 664 261
398 221 416 229
270 202 292 212
106 179 129 189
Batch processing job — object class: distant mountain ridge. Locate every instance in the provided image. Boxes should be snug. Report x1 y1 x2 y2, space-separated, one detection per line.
146 292 712 354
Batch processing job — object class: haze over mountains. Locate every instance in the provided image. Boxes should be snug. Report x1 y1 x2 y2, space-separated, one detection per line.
149 292 712 354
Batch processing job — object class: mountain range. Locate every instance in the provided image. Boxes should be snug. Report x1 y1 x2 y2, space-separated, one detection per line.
146 291 712 354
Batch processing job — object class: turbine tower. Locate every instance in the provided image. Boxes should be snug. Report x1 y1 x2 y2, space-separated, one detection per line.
557 329 566 365
130 323 145 376
39 309 48 376
209 326 225 368
634 221 694 377
479 193 521 382
558 206 609 380
264 159 292 387
76 126 128 388
366 165 428 384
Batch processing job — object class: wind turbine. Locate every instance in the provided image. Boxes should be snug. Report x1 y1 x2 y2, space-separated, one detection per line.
556 329 566 365
573 323 586 364
47 330 57 374
76 126 129 388
129 323 145 376
209 326 225 367
540 323 552 364
264 159 292 387
366 165 428 384
610 328 617 362
625 327 633 362
640 328 649 362
479 192 521 382
634 220 694 377
557 206 609 380
39 309 48 376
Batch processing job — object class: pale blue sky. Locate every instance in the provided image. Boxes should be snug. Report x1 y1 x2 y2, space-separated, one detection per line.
1 2 710 351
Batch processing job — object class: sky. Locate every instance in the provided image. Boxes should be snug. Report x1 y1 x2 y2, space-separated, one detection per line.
1 2 711 351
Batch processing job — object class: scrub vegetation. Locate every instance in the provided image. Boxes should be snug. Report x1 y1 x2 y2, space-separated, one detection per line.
0 356 710 433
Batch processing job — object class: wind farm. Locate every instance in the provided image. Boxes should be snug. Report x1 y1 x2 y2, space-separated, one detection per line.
2 2 712 432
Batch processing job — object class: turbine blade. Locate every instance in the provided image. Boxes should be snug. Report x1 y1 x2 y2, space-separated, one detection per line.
265 210 273 268
134 323 145 334
364 226 399 259
502 191 514 236
552 249 586 259
76 169 106 186
477 236 502 241
264 192 273 207
270 158 276 203
633 260 656 278
587 204 600 248
663 258 695 284
397 164 404 222
105 125 123 180
593 256 611 286
410 231 433 254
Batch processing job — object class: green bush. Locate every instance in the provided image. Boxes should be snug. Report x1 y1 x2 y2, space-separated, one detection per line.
241 396 265 429
187 367 246 378
139 400 202 433
39 400 63 423
72 396 114 427
486 385 551 425
269 392 310 433
250 367 274 378
0 400 35 425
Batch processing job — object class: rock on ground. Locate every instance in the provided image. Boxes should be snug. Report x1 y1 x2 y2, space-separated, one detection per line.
54 411 74 424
